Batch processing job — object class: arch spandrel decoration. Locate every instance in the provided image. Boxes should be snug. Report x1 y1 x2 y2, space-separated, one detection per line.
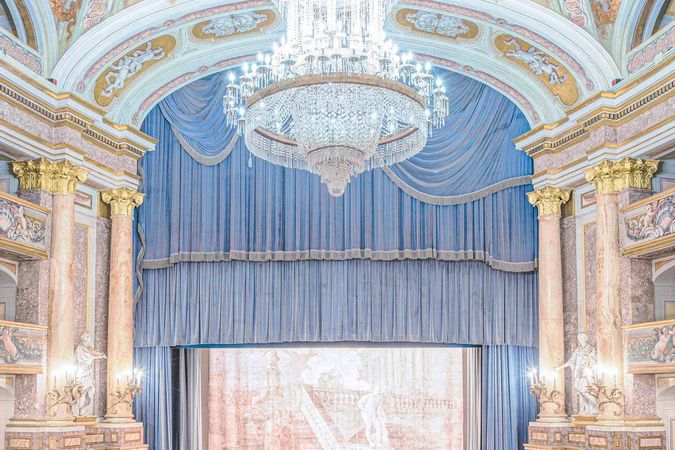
395 8 481 42
47 0 623 129
190 9 276 41
494 34 580 107
93 34 177 107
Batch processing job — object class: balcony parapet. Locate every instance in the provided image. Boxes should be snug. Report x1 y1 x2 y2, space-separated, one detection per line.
0 191 49 260
0 319 47 375
625 319 675 374
621 187 675 258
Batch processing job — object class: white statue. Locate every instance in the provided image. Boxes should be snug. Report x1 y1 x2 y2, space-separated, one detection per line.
73 332 106 417
556 332 597 416
102 42 165 97
504 38 568 85
357 387 390 449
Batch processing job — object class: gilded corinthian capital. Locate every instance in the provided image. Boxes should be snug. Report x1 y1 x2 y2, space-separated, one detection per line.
101 188 144 216
585 158 658 194
12 158 88 194
527 186 571 217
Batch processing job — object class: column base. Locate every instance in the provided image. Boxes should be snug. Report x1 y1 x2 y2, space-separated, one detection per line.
4 418 147 450
5 418 87 450
85 421 147 450
524 418 667 449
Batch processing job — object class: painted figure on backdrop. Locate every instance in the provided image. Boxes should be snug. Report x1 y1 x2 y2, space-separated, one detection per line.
74 332 106 416
556 333 597 416
358 386 391 449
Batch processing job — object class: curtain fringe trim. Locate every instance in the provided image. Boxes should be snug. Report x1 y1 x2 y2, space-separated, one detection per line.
170 125 238 166
142 250 537 272
383 168 532 205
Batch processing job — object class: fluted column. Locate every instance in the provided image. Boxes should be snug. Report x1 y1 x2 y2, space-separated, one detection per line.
585 157 658 421
12 158 88 419
527 186 570 420
101 187 144 421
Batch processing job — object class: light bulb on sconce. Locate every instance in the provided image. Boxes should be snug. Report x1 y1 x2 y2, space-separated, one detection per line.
585 364 624 418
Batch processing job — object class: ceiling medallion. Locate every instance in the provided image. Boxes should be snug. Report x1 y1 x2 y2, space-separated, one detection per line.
223 0 449 196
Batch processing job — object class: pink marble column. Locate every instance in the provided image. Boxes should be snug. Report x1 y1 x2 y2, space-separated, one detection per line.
101 188 144 421
12 159 87 420
528 186 570 420
585 158 658 421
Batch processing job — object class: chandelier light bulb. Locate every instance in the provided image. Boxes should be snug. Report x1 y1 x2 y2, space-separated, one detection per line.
223 0 449 196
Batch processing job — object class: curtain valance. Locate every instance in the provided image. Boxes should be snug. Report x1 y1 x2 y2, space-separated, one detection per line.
140 104 537 270
134 259 537 348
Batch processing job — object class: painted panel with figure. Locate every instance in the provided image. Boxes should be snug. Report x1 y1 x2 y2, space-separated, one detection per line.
208 347 465 449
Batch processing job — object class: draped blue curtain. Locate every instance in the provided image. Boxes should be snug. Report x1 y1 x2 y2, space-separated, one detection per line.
136 259 537 347
482 345 538 450
133 67 539 450
134 347 174 450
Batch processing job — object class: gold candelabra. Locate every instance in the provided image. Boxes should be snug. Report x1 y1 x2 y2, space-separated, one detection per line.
528 369 564 417
109 370 143 415
586 370 624 418
47 368 84 417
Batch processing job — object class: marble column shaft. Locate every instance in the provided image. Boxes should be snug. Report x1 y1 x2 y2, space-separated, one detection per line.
585 157 658 420
101 188 144 420
528 186 570 419
12 158 87 419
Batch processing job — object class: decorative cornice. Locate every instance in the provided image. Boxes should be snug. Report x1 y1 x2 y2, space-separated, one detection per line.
585 158 659 194
100 187 144 216
518 70 675 158
12 158 88 194
526 186 571 217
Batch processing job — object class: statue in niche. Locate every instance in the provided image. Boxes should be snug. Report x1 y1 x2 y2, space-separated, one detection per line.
73 332 106 417
556 332 597 416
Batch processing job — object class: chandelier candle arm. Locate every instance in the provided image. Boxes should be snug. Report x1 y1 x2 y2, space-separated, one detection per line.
223 0 449 196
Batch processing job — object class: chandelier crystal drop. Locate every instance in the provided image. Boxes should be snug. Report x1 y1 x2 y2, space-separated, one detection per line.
223 0 450 196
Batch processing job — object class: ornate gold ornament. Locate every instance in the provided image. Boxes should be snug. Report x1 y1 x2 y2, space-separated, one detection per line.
527 186 571 217
108 372 143 416
395 9 479 41
494 34 579 106
101 187 144 216
94 35 177 107
586 372 624 418
12 158 88 194
585 158 659 194
527 370 565 418
47 376 84 417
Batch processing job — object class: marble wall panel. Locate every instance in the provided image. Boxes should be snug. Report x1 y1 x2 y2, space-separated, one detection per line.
94 217 111 418
74 223 88 342
561 216 578 413
583 222 597 347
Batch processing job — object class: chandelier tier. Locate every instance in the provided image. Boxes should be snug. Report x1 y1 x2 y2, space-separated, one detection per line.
224 0 450 196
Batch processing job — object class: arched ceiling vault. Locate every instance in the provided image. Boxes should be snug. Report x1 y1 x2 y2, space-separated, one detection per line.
48 0 624 129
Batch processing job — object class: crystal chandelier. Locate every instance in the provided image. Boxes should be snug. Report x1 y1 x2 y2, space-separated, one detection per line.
224 0 449 196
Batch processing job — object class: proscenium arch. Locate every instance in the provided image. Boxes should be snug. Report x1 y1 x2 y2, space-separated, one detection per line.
52 0 620 127
16 0 59 73
110 39 555 127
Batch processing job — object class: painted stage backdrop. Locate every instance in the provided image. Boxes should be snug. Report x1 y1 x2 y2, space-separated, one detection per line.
208 347 465 449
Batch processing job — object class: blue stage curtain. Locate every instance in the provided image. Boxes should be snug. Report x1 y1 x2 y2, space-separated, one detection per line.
482 345 537 450
135 259 537 348
139 105 537 271
133 347 174 450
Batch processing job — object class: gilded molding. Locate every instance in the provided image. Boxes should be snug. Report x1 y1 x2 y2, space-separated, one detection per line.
12 158 88 194
100 187 144 216
527 186 571 217
585 158 659 194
